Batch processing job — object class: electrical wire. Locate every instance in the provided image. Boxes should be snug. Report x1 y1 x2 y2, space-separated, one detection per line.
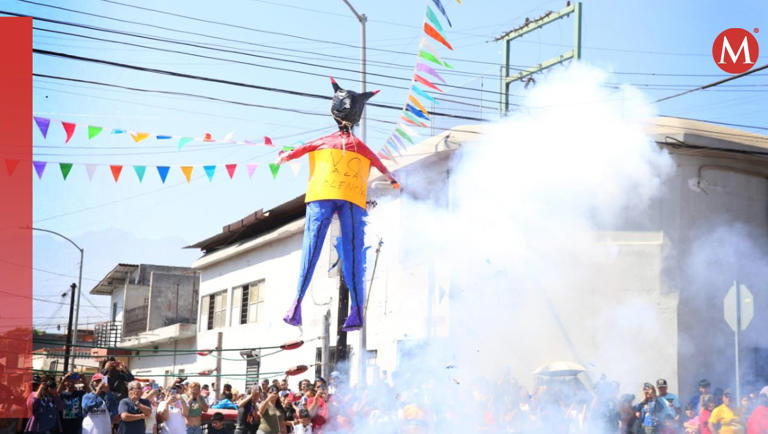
30 54 487 122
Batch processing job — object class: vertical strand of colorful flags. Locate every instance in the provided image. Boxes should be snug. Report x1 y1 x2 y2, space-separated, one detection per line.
379 0 459 161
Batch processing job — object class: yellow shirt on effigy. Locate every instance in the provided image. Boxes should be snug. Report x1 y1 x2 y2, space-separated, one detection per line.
305 148 371 209
709 404 744 434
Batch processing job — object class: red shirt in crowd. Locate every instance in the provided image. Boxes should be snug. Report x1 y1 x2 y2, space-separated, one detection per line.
747 405 768 434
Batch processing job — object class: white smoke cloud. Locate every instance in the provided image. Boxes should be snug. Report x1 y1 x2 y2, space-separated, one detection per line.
330 63 677 433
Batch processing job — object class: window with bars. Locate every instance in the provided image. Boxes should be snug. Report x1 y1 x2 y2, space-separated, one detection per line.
231 281 264 326
200 290 227 331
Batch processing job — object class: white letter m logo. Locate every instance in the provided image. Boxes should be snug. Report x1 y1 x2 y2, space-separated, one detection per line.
719 35 754 64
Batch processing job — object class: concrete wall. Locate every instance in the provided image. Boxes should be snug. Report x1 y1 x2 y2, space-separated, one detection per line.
148 271 198 329
669 153 768 400
128 337 198 388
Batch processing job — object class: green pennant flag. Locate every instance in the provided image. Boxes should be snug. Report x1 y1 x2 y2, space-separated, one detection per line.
133 165 146 182
178 137 193 150
59 163 73 180
395 128 414 144
282 146 295 152
88 126 103 139
269 163 280 179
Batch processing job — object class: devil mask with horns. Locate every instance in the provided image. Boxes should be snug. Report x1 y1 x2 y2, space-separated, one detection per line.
277 78 399 331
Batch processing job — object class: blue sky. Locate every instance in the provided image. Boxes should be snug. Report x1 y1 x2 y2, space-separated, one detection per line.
9 0 765 331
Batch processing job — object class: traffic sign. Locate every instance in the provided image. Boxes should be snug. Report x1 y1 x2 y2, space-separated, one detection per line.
724 282 754 332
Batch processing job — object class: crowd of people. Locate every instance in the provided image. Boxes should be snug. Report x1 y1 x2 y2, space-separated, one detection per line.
9 357 768 434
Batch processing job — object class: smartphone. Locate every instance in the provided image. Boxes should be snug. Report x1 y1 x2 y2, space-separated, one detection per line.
153 383 159 390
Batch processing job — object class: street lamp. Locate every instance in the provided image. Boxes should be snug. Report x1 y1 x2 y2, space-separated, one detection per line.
340 0 368 142
30 227 84 369
340 0 369 387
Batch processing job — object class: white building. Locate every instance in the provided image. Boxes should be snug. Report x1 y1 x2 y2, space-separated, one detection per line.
90 264 199 386
188 118 767 400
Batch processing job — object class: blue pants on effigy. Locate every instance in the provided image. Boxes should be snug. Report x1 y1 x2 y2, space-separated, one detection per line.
284 199 367 331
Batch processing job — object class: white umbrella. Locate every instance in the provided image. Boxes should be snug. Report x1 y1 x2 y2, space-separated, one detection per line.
533 361 586 377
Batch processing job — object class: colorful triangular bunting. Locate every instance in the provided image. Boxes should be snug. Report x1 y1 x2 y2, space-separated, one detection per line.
33 161 46 179
85 164 98 180
61 122 76 143
408 95 430 115
156 135 172 140
59 163 73 180
414 74 444 93
157 166 170 183
246 164 258 179
180 166 193 183
225 164 237 179
178 137 193 150
88 126 103 139
424 22 453 50
417 63 447 84
133 165 146 182
34 117 50 138
264 136 273 146
130 132 150 143
431 0 452 27
268 163 280 179
412 84 438 103
110 165 123 182
204 165 216 181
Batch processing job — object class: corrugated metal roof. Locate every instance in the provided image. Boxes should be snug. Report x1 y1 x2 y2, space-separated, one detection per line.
90 263 138 295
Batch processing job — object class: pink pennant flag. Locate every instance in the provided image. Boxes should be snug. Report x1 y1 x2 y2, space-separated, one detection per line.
225 164 237 179
85 164 98 181
264 136 273 146
246 163 258 179
417 62 447 84
61 121 76 143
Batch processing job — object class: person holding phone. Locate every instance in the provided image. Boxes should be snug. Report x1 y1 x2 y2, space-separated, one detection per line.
235 385 261 434
257 386 286 434
82 373 118 434
185 382 209 434
25 379 64 433
57 372 88 434
158 386 188 434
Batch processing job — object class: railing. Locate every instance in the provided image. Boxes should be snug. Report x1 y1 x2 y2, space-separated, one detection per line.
123 305 148 337
93 321 122 348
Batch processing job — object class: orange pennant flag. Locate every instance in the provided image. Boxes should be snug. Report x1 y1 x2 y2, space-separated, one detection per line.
130 132 150 143
408 95 429 115
203 133 214 142
424 22 453 50
110 165 123 182
180 166 194 183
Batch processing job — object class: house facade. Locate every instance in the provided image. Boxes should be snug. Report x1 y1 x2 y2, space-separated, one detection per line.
188 119 767 399
90 263 199 386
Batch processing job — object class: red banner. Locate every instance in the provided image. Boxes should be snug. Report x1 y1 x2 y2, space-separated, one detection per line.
0 17 33 418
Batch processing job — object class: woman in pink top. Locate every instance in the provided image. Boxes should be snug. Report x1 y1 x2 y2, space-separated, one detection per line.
700 395 716 434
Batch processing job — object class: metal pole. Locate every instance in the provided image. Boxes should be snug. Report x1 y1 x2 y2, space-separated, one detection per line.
340 0 367 142
29 227 85 361
322 310 331 379
735 280 741 403
63 283 76 372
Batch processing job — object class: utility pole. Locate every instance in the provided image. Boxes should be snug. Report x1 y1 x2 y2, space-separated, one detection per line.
340 0 367 142
63 283 76 372
322 310 331 379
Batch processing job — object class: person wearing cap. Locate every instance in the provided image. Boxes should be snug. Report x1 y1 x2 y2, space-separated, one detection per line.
746 387 768 434
82 373 118 434
656 379 681 418
634 383 674 434
693 380 714 412
708 389 744 434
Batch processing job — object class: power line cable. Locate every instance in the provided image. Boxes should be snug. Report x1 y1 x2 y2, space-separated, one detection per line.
655 64 768 103
32 50 487 122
